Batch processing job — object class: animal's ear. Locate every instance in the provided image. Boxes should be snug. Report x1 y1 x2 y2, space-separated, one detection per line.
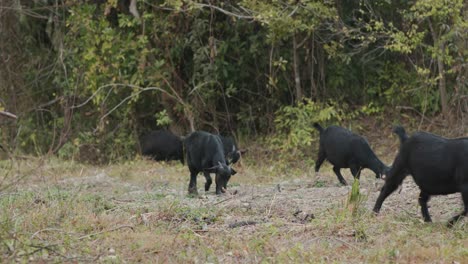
230 167 237 175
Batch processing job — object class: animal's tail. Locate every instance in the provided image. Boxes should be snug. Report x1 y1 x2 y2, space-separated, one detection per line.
392 126 408 145
313 123 324 134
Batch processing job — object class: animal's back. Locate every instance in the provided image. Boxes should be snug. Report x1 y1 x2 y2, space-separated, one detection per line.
141 130 182 159
403 132 467 194
321 126 357 166
185 131 223 170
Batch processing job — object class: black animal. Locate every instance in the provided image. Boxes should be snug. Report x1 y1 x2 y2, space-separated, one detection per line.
140 130 184 163
313 123 389 185
373 126 468 226
218 135 242 165
184 131 237 195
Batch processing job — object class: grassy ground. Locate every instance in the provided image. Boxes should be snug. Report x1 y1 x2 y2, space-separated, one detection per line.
0 151 466 263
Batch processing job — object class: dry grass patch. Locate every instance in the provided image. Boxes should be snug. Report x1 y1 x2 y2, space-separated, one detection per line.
0 156 466 262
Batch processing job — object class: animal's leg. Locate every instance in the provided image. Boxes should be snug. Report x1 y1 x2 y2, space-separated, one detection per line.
418 191 432 222
315 146 326 172
333 166 348 185
373 154 407 213
350 164 362 180
215 174 225 195
203 172 212 191
188 170 198 195
447 186 468 227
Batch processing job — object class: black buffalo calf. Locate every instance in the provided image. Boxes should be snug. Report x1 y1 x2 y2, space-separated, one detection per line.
184 131 237 195
140 130 184 163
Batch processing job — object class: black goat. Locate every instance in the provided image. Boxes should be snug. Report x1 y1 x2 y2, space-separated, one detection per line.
373 126 468 226
184 131 237 195
313 123 389 185
140 130 184 163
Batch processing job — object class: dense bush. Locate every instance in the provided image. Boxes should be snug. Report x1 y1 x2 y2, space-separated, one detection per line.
0 0 465 161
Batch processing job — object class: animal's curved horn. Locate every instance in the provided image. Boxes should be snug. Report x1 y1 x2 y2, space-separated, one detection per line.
230 167 237 175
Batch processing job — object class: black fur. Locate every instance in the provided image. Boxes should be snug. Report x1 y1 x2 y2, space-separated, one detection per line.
313 123 389 185
140 130 184 164
393 126 408 145
374 126 468 226
218 135 241 165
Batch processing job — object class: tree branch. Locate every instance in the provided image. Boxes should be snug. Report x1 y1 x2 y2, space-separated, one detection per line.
0 111 17 119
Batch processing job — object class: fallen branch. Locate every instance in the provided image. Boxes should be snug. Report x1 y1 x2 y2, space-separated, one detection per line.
78 225 135 240
213 196 234 205
26 243 69 259
228 220 258 228
396 106 445 127
307 236 361 251
30 228 76 240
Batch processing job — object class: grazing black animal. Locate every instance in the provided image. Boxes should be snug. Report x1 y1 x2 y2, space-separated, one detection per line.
184 131 237 195
140 130 184 163
218 135 242 165
373 126 468 226
313 123 389 185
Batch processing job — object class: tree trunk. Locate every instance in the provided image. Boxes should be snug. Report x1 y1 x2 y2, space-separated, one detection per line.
310 35 317 99
428 20 449 119
436 43 449 118
293 33 302 102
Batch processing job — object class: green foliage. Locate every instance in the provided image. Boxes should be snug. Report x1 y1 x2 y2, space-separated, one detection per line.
270 99 357 158
155 110 172 127
1 0 466 162
242 0 336 42
365 62 422 109
349 179 360 203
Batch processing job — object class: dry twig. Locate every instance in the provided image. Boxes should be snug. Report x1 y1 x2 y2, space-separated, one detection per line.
78 225 135 240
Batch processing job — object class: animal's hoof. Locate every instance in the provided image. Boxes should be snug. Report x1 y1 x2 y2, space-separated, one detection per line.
188 189 198 197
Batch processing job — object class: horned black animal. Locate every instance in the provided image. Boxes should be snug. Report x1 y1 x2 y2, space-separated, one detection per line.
184 131 237 195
